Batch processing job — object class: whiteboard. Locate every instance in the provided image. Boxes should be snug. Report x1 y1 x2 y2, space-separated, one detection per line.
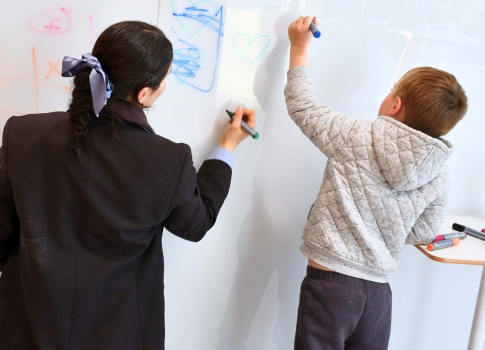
2 0 485 349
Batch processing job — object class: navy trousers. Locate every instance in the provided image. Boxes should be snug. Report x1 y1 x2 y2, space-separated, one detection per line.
294 266 392 350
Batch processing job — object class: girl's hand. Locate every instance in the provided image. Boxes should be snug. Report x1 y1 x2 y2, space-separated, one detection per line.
288 16 318 68
218 106 256 153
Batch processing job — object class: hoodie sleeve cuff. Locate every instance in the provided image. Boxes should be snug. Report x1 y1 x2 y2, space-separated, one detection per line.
287 66 309 82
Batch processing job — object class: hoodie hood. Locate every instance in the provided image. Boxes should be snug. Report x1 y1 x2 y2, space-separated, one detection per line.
372 116 453 191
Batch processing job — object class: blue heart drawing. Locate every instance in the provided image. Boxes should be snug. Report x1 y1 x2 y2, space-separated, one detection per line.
233 33 270 65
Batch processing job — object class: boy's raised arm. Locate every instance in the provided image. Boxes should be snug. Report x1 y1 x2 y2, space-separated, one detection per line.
285 16 357 158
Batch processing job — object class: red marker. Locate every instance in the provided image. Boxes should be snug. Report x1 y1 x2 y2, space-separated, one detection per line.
432 232 466 242
427 238 460 251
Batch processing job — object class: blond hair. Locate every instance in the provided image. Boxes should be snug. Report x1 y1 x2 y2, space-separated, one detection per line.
394 67 468 138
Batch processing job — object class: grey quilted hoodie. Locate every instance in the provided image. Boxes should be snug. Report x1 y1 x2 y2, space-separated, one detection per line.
284 67 453 282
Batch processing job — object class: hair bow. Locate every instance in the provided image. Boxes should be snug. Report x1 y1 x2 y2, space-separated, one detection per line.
61 53 114 116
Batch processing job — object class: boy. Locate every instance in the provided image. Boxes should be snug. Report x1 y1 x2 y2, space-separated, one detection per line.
285 16 468 350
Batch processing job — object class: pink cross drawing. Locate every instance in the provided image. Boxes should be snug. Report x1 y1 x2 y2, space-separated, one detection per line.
29 8 71 34
43 18 62 32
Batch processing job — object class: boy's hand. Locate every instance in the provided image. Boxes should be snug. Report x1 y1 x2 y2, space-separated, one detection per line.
288 16 318 68
218 106 256 153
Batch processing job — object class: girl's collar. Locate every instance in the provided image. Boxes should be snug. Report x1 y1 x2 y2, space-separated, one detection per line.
100 99 155 134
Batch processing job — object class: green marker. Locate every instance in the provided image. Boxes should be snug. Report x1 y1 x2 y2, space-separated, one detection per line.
225 110 260 139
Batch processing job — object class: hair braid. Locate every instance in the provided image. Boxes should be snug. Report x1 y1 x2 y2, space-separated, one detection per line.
67 70 96 155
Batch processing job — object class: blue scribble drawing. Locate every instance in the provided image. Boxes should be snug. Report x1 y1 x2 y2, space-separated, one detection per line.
171 1 224 92
172 1 221 37
172 39 201 80
233 33 270 65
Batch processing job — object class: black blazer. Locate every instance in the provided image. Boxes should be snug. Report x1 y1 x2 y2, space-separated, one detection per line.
0 108 232 349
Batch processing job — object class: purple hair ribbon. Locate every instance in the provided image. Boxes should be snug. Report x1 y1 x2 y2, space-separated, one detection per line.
61 53 114 116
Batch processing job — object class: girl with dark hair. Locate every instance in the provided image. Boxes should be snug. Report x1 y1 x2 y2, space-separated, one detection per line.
0 21 255 350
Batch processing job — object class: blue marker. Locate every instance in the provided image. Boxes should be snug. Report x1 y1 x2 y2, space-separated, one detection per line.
225 110 259 139
310 20 321 38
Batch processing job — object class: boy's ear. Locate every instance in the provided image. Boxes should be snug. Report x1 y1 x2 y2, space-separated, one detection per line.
389 96 405 122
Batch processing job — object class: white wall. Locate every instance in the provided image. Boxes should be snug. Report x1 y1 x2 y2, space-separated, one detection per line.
1 0 485 349
158 1 485 349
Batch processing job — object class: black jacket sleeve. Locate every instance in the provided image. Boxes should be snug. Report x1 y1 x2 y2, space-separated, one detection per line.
0 118 19 271
164 144 232 242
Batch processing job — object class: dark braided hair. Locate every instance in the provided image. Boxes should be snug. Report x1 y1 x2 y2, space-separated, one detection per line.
67 21 173 155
